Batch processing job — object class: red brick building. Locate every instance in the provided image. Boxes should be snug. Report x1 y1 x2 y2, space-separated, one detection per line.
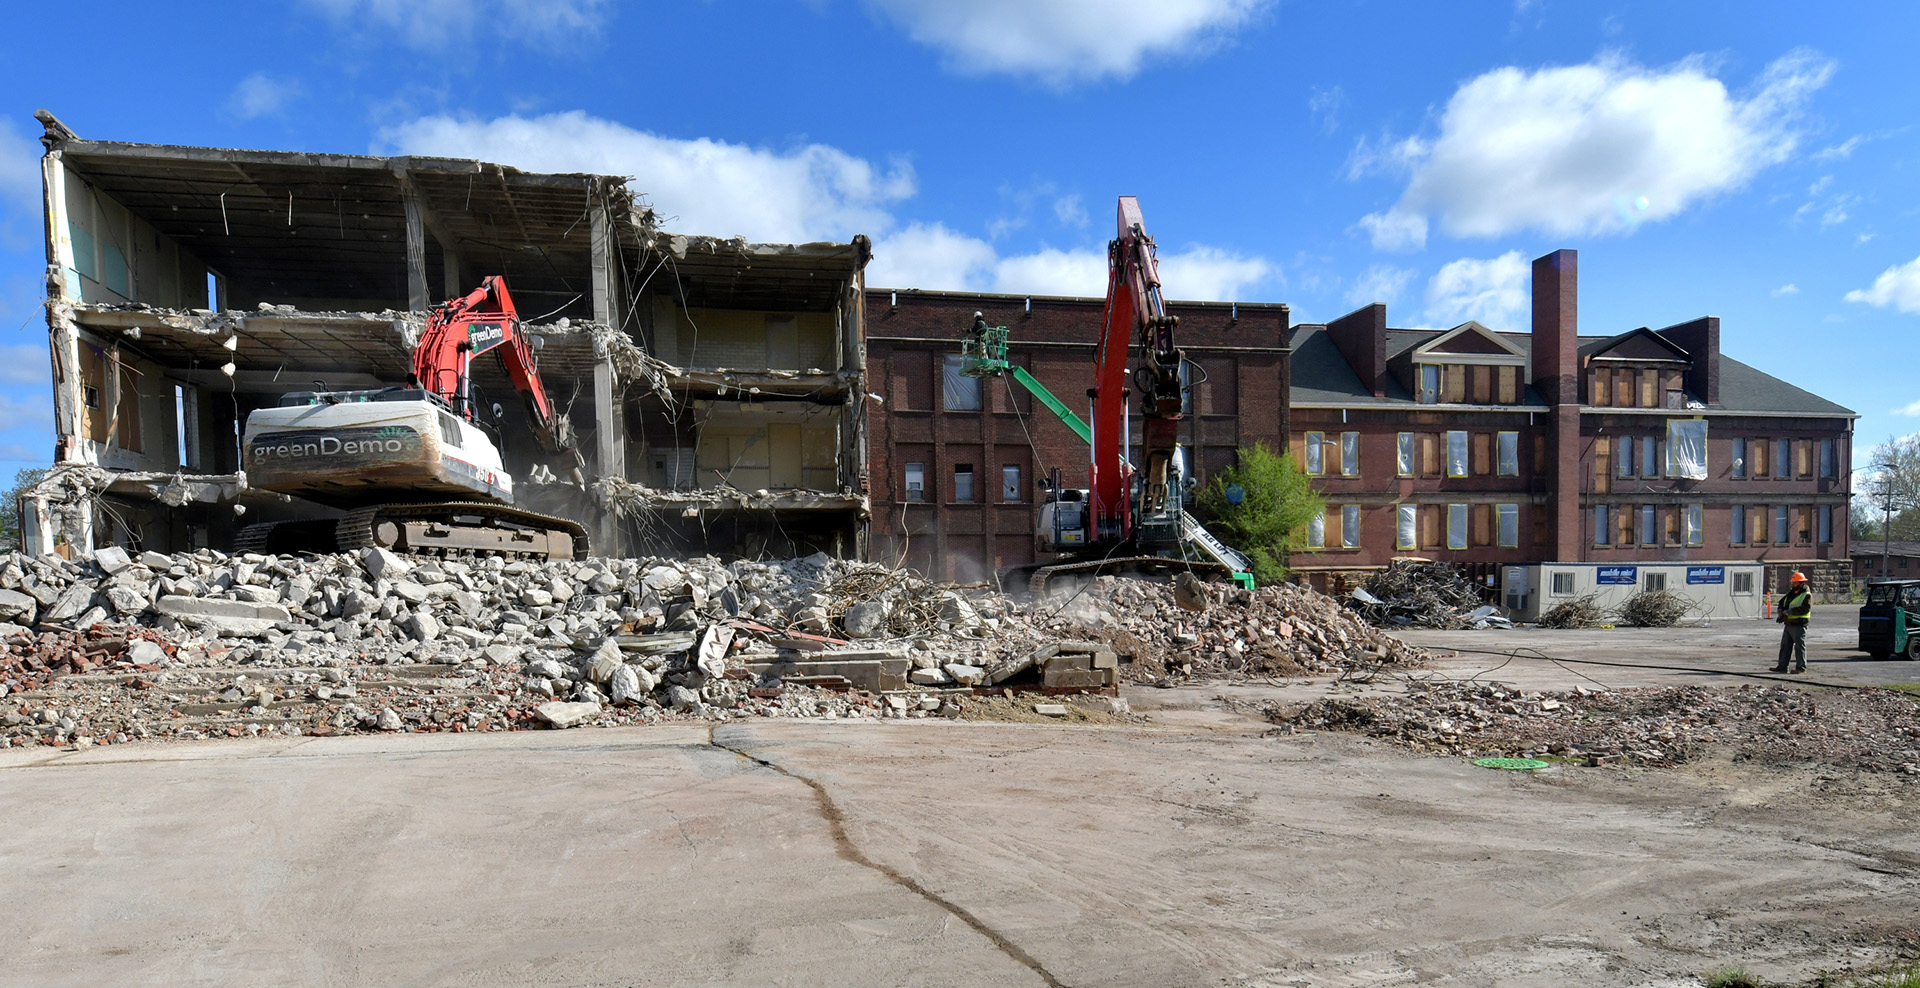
863 289 1291 583
1288 249 1855 602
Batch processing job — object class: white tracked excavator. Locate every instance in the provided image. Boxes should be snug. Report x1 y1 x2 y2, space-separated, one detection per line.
237 276 591 561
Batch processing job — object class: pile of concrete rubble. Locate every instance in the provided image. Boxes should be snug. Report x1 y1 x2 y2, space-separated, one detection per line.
1270 681 1920 775
0 546 1425 749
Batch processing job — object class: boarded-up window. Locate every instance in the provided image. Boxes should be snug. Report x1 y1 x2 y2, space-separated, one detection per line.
1471 365 1492 404
1664 505 1682 545
1614 370 1634 407
1751 437 1769 478
1420 504 1442 549
1200 358 1237 415
1794 440 1811 478
1471 432 1491 476
1640 369 1658 407
1594 437 1610 493
1751 505 1768 544
1616 505 1635 547
1795 506 1813 543
1442 365 1467 403
1420 433 1441 477
1470 503 1492 547
1590 367 1611 406
1497 365 1518 404
892 351 933 410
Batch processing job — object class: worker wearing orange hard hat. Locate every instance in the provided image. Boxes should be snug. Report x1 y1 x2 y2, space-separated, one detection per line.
1773 572 1813 674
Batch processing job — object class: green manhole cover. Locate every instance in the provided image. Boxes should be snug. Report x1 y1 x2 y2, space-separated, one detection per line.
1473 757 1551 771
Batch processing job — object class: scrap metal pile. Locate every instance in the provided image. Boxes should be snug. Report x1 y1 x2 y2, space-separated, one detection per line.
1270 681 1920 775
1345 560 1506 630
0 546 1419 748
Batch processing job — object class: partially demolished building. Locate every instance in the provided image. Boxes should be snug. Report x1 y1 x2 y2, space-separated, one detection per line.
24 113 872 561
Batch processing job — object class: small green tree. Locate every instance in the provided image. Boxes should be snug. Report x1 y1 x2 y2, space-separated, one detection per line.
0 467 47 552
1196 443 1323 585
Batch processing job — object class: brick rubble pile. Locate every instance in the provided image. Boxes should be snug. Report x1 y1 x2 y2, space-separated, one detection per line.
1271 681 1920 775
0 547 1416 748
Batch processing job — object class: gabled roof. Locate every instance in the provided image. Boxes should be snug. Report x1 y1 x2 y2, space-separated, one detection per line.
1579 327 1691 363
1413 320 1528 359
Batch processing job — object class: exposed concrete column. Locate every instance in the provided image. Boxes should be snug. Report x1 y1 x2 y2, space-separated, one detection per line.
590 196 621 329
593 357 626 556
402 184 429 312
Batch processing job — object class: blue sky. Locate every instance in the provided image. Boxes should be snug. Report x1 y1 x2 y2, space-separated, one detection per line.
1 0 1917 473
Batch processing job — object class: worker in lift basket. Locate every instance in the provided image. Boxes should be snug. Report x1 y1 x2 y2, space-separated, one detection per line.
1773 572 1813 674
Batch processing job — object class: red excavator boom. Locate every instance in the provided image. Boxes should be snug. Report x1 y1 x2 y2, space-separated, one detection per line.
411 275 576 460
1090 195 1183 544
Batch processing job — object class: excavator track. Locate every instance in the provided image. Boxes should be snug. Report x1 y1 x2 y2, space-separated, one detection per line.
335 502 589 561
1019 556 1233 597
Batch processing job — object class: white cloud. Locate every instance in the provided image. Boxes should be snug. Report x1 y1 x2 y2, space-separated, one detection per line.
1892 399 1920 417
1309 84 1346 134
228 73 300 120
1353 49 1833 249
1771 283 1799 297
1345 264 1416 307
863 0 1270 86
1424 251 1529 331
1815 134 1865 161
378 111 914 243
305 0 610 48
1052 194 1087 228
869 227 1271 301
1354 209 1428 252
866 223 999 291
1845 256 1920 314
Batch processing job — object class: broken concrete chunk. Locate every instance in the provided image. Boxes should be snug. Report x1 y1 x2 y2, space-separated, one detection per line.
401 610 441 642
44 585 97 625
908 667 951 686
0 589 37 625
482 644 523 667
1033 703 1070 717
536 700 601 728
667 685 700 712
126 639 168 665
609 664 655 705
376 707 404 731
842 600 888 639
390 580 429 605
138 550 173 571
360 547 411 581
94 546 133 575
942 663 986 686
587 639 625 685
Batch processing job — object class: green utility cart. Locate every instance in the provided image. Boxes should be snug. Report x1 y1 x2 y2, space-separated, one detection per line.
1857 579 1920 660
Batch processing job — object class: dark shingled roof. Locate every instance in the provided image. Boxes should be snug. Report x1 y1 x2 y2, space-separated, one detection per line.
1288 325 1854 417
1852 540 1920 560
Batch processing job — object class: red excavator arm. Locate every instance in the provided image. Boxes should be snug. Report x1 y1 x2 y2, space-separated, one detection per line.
412 276 580 463
1089 196 1183 544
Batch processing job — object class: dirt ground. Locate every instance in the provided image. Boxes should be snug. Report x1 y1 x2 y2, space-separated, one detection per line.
4 658 1916 988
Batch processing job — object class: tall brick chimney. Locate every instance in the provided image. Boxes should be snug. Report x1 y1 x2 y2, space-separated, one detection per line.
1656 316 1720 406
1326 303 1387 398
1531 250 1578 405
1531 249 1583 562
